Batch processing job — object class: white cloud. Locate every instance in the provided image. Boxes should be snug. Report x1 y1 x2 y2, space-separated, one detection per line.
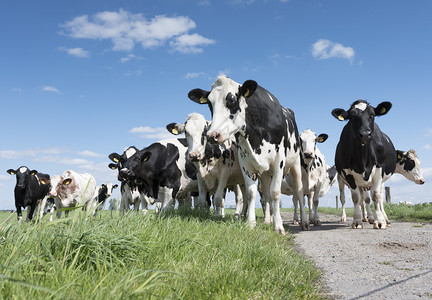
170 33 215 54
42 86 61 93
422 167 432 178
423 145 432 150
78 150 103 157
129 126 178 140
59 47 90 58
61 10 214 53
184 72 211 80
120 54 136 63
312 39 354 63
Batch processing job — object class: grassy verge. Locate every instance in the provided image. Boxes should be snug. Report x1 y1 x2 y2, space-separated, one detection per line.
0 209 322 299
318 203 432 223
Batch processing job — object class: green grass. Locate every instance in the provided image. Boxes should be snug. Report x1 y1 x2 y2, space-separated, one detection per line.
0 209 322 299
318 202 432 223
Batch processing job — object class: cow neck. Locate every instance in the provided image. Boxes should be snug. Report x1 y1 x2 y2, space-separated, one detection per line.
358 141 375 181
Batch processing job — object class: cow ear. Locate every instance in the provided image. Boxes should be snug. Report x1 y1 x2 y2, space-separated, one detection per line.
396 150 404 162
166 123 185 135
63 178 72 185
29 170 37 176
113 184 118 189
102 184 106 188
142 152 151 162
188 89 210 104
316 134 328 143
7 169 16 175
375 101 392 116
39 178 50 185
108 163 118 170
109 153 122 163
240 80 258 98
331 108 348 121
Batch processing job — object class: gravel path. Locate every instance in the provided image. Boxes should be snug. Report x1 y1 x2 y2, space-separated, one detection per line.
281 212 432 299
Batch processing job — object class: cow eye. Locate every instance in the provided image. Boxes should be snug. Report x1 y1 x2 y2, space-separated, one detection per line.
226 92 237 103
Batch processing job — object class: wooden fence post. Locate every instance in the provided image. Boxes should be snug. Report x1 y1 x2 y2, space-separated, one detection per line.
385 186 391 204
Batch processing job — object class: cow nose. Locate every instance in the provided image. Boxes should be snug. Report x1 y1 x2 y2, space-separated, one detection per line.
120 168 131 178
418 178 425 185
207 132 221 144
359 129 371 144
17 184 25 189
304 152 313 159
189 152 201 162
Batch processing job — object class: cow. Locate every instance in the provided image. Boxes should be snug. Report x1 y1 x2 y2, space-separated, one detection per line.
338 148 425 223
332 99 396 229
7 166 50 222
48 170 97 218
188 75 306 233
167 112 247 218
39 174 61 221
108 146 150 213
109 139 198 212
91 182 118 216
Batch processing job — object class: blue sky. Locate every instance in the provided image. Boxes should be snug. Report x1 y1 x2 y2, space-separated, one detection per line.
1 0 431 210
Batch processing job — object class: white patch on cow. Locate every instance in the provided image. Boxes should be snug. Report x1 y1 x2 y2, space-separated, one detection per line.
354 102 367 111
125 147 137 159
19 167 28 173
267 93 274 102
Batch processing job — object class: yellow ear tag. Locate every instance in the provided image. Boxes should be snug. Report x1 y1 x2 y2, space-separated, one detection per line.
199 96 207 104
380 107 387 114
172 128 179 135
244 89 250 98
64 180 70 185
397 154 402 160
143 156 149 162
110 166 117 170
317 137 324 143
337 115 345 121
113 157 119 163
10 172 15 175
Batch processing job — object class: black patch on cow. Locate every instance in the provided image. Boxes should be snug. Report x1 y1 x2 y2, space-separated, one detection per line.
280 161 284 169
178 138 188 147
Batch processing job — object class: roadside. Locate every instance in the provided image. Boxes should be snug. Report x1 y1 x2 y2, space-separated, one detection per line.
282 212 432 299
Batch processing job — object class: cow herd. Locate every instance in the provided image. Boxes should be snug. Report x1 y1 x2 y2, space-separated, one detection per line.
7 75 425 233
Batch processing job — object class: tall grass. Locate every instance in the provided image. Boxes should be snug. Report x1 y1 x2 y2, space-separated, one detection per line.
0 209 322 299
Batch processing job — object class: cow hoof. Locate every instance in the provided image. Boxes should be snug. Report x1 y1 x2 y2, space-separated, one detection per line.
341 217 347 223
352 222 363 229
234 213 240 220
373 221 387 229
368 218 374 224
263 219 272 225
301 224 311 231
293 220 299 225
275 227 286 235
313 220 321 226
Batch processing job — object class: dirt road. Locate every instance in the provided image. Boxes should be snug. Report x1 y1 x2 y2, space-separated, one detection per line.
282 212 432 299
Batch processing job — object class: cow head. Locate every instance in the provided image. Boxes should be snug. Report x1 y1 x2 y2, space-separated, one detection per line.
188 75 257 144
396 149 425 185
102 182 118 198
167 113 210 162
7 166 39 190
108 146 140 181
300 129 328 162
332 100 392 146
47 175 61 197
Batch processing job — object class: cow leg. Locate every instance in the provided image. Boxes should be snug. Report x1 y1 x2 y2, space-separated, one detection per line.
269 171 285 235
312 187 321 226
371 184 386 229
140 194 148 214
242 175 257 229
16 205 23 223
260 175 272 225
351 188 363 229
292 195 299 225
338 178 347 222
308 193 314 224
233 184 244 219
362 191 374 224
39 196 49 221
290 164 308 230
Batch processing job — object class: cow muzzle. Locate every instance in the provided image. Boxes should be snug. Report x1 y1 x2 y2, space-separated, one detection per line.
416 178 425 185
189 152 202 162
207 131 222 144
120 168 133 179
303 152 313 160
359 129 372 145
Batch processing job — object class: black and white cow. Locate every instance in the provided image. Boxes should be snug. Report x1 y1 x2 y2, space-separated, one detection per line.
338 148 425 223
188 75 306 233
167 113 246 218
92 183 118 216
108 146 150 213
7 166 50 222
332 100 396 229
109 139 198 211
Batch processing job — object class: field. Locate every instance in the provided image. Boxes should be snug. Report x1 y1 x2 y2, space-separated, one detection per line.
0 207 322 300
